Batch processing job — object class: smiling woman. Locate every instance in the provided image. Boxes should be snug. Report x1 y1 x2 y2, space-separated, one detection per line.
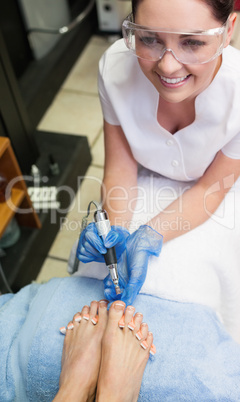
132 0 235 105
76 0 240 344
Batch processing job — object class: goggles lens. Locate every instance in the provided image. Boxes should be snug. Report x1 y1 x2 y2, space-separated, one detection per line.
122 14 228 64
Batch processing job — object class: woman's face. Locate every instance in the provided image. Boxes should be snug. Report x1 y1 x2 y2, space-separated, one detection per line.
135 0 234 104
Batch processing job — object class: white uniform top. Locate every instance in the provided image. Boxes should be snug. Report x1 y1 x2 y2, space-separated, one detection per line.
98 39 240 181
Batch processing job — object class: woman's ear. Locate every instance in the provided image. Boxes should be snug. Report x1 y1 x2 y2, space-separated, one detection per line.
224 12 237 47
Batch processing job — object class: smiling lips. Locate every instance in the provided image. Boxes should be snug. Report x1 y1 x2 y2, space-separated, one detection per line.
159 74 191 86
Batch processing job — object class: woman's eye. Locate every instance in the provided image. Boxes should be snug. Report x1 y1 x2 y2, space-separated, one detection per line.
181 39 206 48
139 36 158 46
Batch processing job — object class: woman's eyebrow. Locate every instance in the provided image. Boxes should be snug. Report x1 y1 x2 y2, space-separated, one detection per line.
179 34 194 38
141 30 157 36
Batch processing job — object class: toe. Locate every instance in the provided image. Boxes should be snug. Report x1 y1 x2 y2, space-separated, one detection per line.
135 322 148 342
59 326 67 335
73 312 82 323
118 314 125 329
139 325 150 351
140 323 148 340
81 305 90 322
66 321 74 333
133 313 143 335
89 301 99 323
108 301 126 328
98 300 108 327
124 306 135 329
146 332 156 356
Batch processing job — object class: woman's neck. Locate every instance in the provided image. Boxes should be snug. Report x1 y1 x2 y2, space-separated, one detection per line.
157 97 196 134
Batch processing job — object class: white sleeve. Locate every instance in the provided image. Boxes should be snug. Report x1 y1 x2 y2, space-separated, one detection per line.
98 52 120 126
221 132 240 159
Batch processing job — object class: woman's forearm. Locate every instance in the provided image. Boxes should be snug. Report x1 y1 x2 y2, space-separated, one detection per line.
147 150 240 243
102 176 138 228
147 181 224 242
102 121 138 228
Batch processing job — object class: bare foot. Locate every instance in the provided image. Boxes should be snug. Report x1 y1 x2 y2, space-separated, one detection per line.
54 300 108 402
96 301 154 402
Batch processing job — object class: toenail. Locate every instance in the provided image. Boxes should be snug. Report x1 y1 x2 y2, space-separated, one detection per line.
126 306 135 311
83 314 89 321
99 300 108 307
67 323 74 330
140 341 148 350
118 316 125 328
59 326 66 335
113 302 125 311
127 318 135 330
74 315 82 323
136 330 143 340
150 344 156 355
91 316 98 325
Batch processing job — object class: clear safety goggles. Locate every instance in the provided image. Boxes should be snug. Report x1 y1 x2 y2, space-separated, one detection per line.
122 13 229 64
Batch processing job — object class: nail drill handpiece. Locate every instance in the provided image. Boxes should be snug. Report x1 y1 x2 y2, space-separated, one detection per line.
94 209 121 295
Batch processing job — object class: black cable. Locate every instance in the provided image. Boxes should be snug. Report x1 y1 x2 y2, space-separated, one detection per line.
27 0 95 35
70 200 100 274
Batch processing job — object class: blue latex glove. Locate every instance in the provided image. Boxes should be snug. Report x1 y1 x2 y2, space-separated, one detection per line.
77 222 130 263
104 225 163 305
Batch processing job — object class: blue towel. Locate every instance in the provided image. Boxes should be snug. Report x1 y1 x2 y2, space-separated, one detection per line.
1 276 240 401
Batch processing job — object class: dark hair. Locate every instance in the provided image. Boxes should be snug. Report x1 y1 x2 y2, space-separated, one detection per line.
131 0 234 23
131 0 142 18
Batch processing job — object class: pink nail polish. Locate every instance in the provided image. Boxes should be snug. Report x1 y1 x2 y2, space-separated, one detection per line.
136 330 143 340
74 315 82 323
67 323 74 330
140 341 148 350
150 344 156 356
91 316 99 325
127 318 135 330
83 314 89 321
59 327 66 335
118 315 125 328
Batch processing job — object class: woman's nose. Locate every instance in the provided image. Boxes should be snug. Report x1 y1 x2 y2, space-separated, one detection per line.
157 49 183 74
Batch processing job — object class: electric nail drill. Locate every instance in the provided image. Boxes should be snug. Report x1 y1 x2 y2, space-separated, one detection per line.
94 208 121 295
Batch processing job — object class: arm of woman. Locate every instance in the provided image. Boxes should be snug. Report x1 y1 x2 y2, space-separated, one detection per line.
102 120 138 228
76 121 137 264
148 151 240 242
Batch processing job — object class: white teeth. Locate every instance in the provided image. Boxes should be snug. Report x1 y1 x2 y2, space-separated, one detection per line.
161 75 189 84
